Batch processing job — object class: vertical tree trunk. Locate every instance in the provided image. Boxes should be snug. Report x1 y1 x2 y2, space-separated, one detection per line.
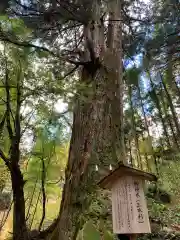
161 78 180 137
137 85 155 171
11 61 29 240
138 84 159 173
148 76 171 148
10 109 29 240
166 50 180 100
51 1 125 239
38 157 46 231
4 56 29 240
160 87 179 148
11 165 29 240
154 95 171 148
128 85 142 169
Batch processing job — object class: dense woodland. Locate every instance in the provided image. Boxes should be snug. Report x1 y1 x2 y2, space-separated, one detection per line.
0 0 179 239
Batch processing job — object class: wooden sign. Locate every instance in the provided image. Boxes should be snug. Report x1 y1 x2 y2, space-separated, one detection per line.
111 175 151 234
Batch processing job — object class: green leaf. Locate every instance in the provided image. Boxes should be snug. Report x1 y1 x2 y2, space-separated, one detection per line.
125 67 141 86
103 231 114 240
82 221 101 240
0 15 8 21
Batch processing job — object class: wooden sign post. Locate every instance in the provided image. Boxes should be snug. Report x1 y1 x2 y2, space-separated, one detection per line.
98 164 157 239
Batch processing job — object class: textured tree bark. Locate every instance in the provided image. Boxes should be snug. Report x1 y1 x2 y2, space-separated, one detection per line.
161 78 180 137
11 164 29 240
10 123 29 240
160 87 179 148
51 1 125 239
166 50 180 101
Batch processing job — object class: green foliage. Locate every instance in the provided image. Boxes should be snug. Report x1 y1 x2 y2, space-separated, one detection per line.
0 192 11 211
0 161 8 192
147 185 171 204
160 159 180 197
138 232 180 240
0 14 32 39
139 137 153 155
125 67 141 87
80 221 101 240
24 130 68 196
77 221 114 240
146 160 180 227
148 198 167 222
0 33 70 232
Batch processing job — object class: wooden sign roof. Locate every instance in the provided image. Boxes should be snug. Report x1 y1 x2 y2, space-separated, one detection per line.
98 164 157 189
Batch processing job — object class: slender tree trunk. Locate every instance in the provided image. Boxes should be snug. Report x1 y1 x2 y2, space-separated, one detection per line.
137 85 150 137
11 165 29 240
161 76 180 137
128 85 142 169
155 96 171 148
137 84 158 173
4 56 29 240
160 87 179 148
166 50 180 100
148 75 171 148
152 93 171 148
10 127 29 240
51 1 125 239
173 78 180 98
137 85 152 170
38 158 46 231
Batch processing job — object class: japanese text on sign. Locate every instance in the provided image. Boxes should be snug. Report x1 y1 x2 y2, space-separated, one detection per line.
112 176 151 234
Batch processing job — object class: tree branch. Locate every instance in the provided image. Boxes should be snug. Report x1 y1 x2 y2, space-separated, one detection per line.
0 35 86 66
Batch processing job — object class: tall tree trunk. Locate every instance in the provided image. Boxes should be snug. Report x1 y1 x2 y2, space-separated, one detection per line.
148 73 171 148
155 96 171 149
11 165 29 240
10 113 28 240
160 87 179 148
128 85 142 169
38 157 46 231
138 84 159 173
166 50 180 100
137 85 154 171
51 1 125 239
161 76 180 137
4 56 29 240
